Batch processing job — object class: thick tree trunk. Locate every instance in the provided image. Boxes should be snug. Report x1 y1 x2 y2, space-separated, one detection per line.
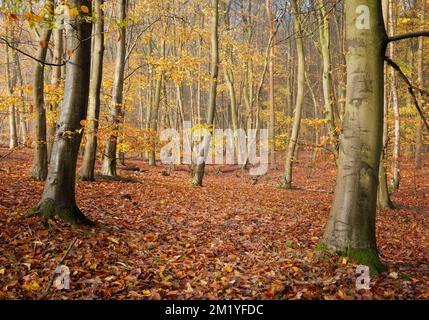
47 23 64 160
192 0 219 186
81 0 105 181
31 0 93 225
101 0 127 176
31 25 53 180
283 0 305 189
321 0 387 274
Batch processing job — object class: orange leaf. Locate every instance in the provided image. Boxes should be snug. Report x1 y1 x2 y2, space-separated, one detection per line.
81 5 90 14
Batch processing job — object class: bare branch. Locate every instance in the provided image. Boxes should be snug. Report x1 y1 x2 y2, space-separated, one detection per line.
387 30 429 43
384 56 429 133
0 36 67 67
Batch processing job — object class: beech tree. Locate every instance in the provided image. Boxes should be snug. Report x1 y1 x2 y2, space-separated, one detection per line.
30 0 93 225
30 0 53 181
192 0 219 186
81 0 105 181
283 0 305 189
322 0 429 273
101 0 127 177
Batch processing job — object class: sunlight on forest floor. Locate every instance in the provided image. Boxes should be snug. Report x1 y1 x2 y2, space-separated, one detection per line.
0 148 427 299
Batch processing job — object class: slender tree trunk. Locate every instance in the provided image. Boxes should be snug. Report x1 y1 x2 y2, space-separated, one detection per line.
265 0 276 169
283 0 305 189
222 1 239 160
192 0 219 186
378 0 394 209
321 0 387 274
31 1 93 225
5 27 18 150
81 0 105 181
101 0 127 176
31 14 53 180
389 0 400 190
12 39 27 147
415 1 425 169
148 34 165 166
8 105 18 149
317 0 339 158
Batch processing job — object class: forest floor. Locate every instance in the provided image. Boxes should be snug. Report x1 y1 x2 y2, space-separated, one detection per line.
0 147 428 300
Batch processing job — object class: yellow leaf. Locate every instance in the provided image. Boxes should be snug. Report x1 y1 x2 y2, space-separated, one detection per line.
0 268 5 275
142 290 151 296
224 265 234 273
23 280 40 291
107 236 120 244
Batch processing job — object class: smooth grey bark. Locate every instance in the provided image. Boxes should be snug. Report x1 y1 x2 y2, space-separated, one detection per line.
5 37 18 149
31 21 53 180
31 0 93 225
378 0 394 209
148 34 165 166
47 22 64 160
266 0 276 169
11 49 27 147
81 0 105 181
283 0 305 189
101 0 127 176
223 2 238 134
192 0 219 186
317 0 339 158
388 0 400 190
415 1 425 169
321 0 388 274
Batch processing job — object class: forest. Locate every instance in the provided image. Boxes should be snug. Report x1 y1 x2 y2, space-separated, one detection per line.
0 0 428 301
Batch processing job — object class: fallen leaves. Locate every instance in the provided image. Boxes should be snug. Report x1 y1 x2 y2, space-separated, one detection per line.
0 148 428 300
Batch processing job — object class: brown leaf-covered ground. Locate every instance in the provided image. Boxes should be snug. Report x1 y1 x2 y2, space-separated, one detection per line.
0 148 428 300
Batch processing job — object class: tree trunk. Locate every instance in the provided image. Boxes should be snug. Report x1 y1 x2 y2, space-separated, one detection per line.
321 0 387 274
283 0 305 189
47 21 64 160
415 1 425 169
81 0 105 181
31 0 93 225
101 0 127 176
389 0 400 190
148 34 166 166
4 27 18 150
31 18 53 180
378 0 394 209
192 0 219 186
265 0 276 169
317 0 339 158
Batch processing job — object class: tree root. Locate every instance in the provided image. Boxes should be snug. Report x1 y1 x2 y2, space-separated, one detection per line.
317 241 386 276
29 198 95 227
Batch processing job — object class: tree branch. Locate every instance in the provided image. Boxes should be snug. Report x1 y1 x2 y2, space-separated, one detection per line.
387 30 429 43
0 36 66 67
384 56 429 134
